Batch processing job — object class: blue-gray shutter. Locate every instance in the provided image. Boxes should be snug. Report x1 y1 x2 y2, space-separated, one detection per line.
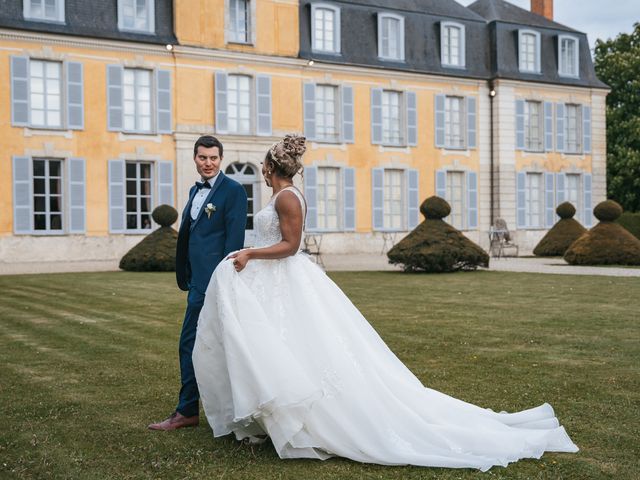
66 62 84 130
406 91 417 146
304 166 318 231
434 94 445 148
516 172 526 228
515 99 525 150
303 83 316 141
342 85 354 143
107 65 123 131
555 172 566 206
407 169 419 229
156 69 172 134
371 89 383 145
372 168 384 230
556 103 565 152
11 56 29 126
544 172 555 228
583 173 592 227
68 158 86 233
215 72 228 134
467 171 478 229
544 101 553 151
435 169 446 199
158 161 174 208
108 159 126 233
343 167 356 230
256 75 272 136
13 156 32 233
583 105 591 153
467 96 477 149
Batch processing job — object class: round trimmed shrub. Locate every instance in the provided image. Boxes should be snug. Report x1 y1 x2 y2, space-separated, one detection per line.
556 202 576 219
388 196 489 273
152 204 178 227
594 200 623 222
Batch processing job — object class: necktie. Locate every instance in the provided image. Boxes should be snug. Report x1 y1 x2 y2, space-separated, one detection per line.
196 180 212 190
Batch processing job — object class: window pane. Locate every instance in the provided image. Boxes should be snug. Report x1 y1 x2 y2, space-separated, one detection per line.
50 214 62 230
34 214 47 230
34 196 46 212
33 160 45 176
127 214 138 229
49 178 60 194
141 214 152 229
49 196 61 212
126 180 137 195
127 197 137 212
34 178 46 194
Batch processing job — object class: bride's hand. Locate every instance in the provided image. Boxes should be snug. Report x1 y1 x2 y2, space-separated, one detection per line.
227 250 251 272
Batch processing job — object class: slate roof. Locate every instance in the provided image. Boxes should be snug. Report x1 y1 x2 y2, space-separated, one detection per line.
468 0 578 32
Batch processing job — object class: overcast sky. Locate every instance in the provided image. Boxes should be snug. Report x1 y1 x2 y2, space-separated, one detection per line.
456 0 638 50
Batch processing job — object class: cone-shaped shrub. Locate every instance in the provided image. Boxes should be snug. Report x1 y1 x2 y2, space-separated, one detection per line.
617 212 640 241
119 205 179 271
387 196 489 273
533 202 587 256
564 200 640 265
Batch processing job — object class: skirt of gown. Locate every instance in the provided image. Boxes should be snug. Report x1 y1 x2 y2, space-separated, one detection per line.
192 253 578 471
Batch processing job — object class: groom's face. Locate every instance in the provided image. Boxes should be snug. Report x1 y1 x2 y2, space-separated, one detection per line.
194 146 222 180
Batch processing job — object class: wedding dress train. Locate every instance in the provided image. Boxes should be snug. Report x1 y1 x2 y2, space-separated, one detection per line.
192 187 578 471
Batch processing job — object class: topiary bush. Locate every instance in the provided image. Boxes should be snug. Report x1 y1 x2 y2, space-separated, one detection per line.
387 196 489 273
616 212 640 241
533 202 587 257
564 200 640 265
119 205 179 271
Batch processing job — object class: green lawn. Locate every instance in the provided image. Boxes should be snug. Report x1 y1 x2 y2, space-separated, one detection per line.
1 270 638 479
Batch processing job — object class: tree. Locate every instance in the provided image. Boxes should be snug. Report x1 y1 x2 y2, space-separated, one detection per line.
594 23 640 212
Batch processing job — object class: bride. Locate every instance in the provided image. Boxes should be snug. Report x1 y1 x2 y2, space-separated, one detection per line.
192 134 578 471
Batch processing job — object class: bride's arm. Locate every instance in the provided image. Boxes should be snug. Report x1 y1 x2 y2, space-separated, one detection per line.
228 190 303 271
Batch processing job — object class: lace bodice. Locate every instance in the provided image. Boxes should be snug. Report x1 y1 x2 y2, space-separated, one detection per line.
253 187 306 248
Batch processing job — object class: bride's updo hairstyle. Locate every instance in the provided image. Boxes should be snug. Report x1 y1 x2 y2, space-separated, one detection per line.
265 134 306 179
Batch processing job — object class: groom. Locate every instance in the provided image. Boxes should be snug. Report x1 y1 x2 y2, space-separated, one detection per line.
149 135 247 431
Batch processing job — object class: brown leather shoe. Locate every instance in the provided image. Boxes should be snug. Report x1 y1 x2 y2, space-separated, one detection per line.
148 412 199 431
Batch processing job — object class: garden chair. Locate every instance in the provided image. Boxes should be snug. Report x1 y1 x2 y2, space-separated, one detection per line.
488 218 519 258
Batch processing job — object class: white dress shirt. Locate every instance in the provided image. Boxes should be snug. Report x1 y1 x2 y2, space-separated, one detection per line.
190 172 220 221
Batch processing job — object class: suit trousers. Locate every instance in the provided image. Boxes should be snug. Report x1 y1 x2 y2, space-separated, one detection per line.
176 288 205 417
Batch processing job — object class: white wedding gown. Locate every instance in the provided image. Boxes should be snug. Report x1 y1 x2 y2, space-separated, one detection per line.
192 187 578 471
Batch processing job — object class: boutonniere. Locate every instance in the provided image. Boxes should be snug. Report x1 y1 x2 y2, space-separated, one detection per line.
205 203 216 219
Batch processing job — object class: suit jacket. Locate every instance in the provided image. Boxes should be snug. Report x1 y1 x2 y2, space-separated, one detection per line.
176 172 248 293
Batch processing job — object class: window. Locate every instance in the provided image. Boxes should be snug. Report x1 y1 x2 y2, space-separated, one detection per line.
559 35 579 77
565 104 582 154
33 158 63 231
123 69 152 133
525 172 543 227
383 169 404 230
118 0 155 33
441 22 465 67
524 100 543 152
229 0 250 43
445 96 464 149
225 163 259 244
315 85 339 142
378 13 404 61
566 174 582 221
24 0 65 22
227 74 252 134
381 91 402 146
446 171 465 230
125 162 153 231
30 60 62 128
519 30 541 73
311 4 340 53
317 167 340 230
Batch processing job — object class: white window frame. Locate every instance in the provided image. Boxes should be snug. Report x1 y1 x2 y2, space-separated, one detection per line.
444 95 465 149
315 84 340 143
226 0 254 44
566 173 582 222
564 103 582 154
24 0 65 23
316 166 342 231
383 168 406 231
445 170 466 230
123 68 153 134
558 35 580 78
441 22 465 68
524 100 544 152
125 161 154 233
29 59 63 129
227 73 253 135
525 172 544 228
311 3 341 54
518 29 541 73
381 90 405 147
32 157 65 233
377 12 405 62
118 0 155 34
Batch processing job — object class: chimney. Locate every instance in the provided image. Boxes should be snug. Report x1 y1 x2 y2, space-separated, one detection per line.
531 0 553 20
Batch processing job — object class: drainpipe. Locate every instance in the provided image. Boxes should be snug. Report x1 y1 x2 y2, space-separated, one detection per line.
489 81 496 226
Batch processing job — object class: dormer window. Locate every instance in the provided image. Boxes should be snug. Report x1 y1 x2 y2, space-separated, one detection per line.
377 13 405 61
441 22 465 68
311 3 341 54
118 0 155 34
518 29 541 73
558 35 579 77
24 0 65 23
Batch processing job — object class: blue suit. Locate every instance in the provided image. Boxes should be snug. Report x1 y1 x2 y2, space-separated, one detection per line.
175 171 247 417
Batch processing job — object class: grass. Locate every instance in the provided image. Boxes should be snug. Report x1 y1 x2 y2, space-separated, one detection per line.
1 270 638 479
